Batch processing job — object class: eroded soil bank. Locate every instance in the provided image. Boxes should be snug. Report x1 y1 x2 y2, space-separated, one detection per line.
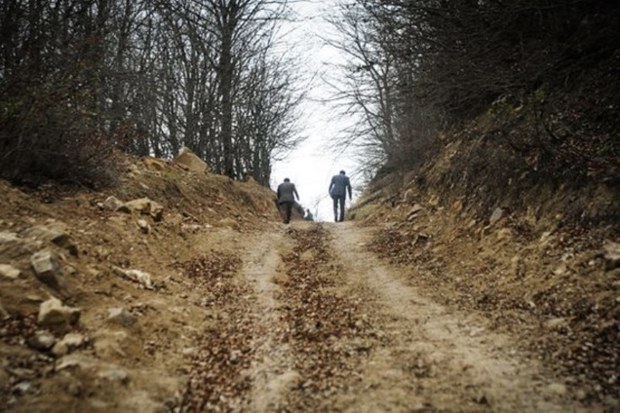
1 158 616 412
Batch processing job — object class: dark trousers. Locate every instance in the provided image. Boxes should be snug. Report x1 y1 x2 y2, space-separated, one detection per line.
279 201 293 224
332 195 346 222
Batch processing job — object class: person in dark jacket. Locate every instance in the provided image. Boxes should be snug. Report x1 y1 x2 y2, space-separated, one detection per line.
328 170 352 222
277 178 299 224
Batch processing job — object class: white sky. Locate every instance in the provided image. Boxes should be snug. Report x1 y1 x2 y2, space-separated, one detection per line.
270 1 359 222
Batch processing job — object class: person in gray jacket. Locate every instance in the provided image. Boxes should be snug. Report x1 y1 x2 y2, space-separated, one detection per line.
277 178 299 224
329 170 352 222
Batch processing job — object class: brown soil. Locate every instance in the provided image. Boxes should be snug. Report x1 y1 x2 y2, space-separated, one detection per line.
0 155 618 412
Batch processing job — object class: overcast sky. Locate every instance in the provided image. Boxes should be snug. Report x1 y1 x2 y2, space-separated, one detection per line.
270 1 359 222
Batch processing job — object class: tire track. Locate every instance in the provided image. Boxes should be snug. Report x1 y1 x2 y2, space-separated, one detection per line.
241 229 298 412
327 222 604 413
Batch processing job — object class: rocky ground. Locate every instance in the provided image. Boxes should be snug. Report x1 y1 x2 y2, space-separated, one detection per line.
0 152 618 412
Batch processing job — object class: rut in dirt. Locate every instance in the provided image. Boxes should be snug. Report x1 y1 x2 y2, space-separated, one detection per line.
176 222 606 413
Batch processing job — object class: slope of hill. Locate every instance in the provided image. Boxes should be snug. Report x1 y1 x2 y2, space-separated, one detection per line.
350 116 619 401
0 153 281 411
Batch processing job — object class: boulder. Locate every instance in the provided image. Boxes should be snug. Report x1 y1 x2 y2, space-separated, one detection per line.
23 224 78 256
173 147 209 174
107 307 137 327
31 250 66 289
121 198 164 222
52 333 87 356
102 196 125 211
38 297 80 333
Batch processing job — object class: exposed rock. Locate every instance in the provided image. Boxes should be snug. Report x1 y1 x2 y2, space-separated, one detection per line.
0 231 40 259
299 250 315 262
57 356 130 388
143 157 166 171
102 196 125 211
31 250 66 289
489 207 507 226
407 204 424 221
128 164 141 175
0 231 19 244
218 217 239 230
544 317 568 331
603 241 620 270
97 366 129 385
553 263 568 276
547 382 568 396
112 266 153 290
55 354 99 372
13 381 36 395
0 263 21 279
52 333 87 356
38 297 80 333
121 198 164 222
137 219 151 234
402 189 415 203
63 265 77 276
107 307 137 327
23 224 78 256
181 223 203 234
496 227 513 240
173 147 209 174
27 330 57 351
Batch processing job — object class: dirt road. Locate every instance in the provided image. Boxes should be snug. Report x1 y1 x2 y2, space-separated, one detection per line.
179 221 605 412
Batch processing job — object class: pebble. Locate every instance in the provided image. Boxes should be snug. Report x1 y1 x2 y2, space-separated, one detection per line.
0 264 21 279
547 382 567 396
13 381 35 395
27 330 57 351
97 367 129 385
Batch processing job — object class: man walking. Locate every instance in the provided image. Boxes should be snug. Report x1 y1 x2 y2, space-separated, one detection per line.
329 170 352 222
277 178 299 224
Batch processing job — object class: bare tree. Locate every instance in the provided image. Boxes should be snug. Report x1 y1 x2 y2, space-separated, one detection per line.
0 0 305 187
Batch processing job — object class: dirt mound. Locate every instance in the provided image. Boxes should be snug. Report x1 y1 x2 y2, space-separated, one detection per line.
0 154 281 412
350 132 619 402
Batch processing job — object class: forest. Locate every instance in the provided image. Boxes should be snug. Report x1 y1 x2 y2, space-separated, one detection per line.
1 0 618 192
